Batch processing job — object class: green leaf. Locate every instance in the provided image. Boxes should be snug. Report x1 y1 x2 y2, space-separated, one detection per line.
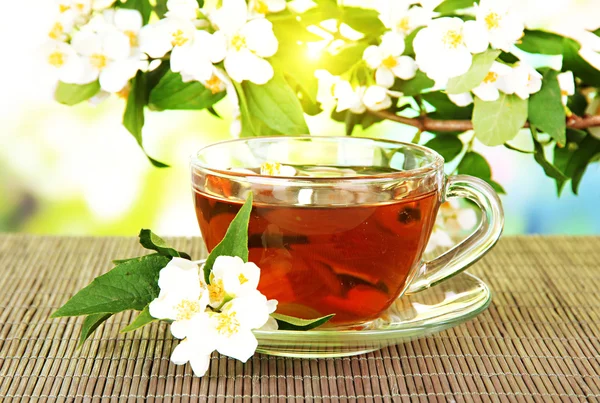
148 70 226 110
339 7 385 36
528 70 566 145
403 27 423 56
563 38 600 86
243 73 309 135
421 92 473 120
203 193 253 283
531 132 567 184
564 134 600 194
473 94 528 146
498 51 519 63
124 71 169 168
112 253 159 265
424 135 464 162
319 41 369 75
121 305 156 333
51 254 171 317
78 313 112 348
117 0 152 24
434 0 480 14
457 151 491 178
391 71 434 96
271 313 335 331
516 30 564 55
456 151 505 193
138 229 191 259
54 81 100 106
447 50 501 94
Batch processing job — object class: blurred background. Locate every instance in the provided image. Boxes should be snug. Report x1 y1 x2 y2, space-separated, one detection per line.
1 0 599 237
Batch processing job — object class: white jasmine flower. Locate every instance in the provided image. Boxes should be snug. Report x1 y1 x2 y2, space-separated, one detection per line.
72 29 141 92
315 69 341 106
448 92 474 107
363 31 417 88
248 0 286 17
170 336 213 377
171 30 227 82
207 293 274 362
208 256 261 308
375 0 433 36
42 40 85 83
413 17 488 83
92 0 117 10
211 0 279 84
47 14 75 42
557 71 575 105
260 162 297 176
333 81 366 114
471 61 513 101
497 62 542 100
439 200 478 233
166 0 200 19
362 85 393 111
474 0 524 52
148 258 209 339
425 228 454 253
139 17 196 58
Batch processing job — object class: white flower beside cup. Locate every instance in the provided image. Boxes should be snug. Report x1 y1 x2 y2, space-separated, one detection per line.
149 256 277 377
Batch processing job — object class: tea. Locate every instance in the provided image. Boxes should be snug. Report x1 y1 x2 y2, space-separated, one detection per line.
194 167 440 325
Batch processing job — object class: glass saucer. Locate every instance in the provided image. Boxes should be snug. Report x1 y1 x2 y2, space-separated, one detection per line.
254 271 491 358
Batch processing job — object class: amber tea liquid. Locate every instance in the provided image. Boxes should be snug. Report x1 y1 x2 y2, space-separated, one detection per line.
194 168 440 325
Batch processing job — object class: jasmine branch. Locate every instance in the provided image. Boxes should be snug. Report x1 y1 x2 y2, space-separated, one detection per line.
372 111 600 132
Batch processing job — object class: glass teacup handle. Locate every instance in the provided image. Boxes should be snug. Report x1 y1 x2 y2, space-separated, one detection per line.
405 175 504 294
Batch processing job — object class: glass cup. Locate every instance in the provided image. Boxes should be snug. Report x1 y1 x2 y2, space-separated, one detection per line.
191 136 503 326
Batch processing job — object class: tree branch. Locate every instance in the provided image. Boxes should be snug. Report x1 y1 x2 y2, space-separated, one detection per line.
372 110 600 132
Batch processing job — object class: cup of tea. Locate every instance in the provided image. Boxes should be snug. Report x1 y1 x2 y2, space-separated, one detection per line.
191 136 503 326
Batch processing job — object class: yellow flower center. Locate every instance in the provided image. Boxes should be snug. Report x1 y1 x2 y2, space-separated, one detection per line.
397 16 410 33
442 30 463 49
117 85 130 99
561 89 569 96
254 0 269 14
49 22 64 39
382 55 398 68
208 279 225 304
48 51 65 67
484 12 501 30
171 29 189 47
238 273 248 285
74 2 85 12
483 71 498 83
59 4 70 13
175 299 202 321
90 53 108 70
261 162 281 175
231 34 246 51
204 74 224 94
124 30 138 47
215 311 240 336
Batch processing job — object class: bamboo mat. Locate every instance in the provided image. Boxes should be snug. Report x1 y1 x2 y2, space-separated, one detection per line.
1 235 599 402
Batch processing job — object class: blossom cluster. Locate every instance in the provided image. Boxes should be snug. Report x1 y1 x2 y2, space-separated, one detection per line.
148 256 277 376
316 0 579 113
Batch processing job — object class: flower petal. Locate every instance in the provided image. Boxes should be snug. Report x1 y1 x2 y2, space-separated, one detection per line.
225 49 273 84
102 31 132 60
71 30 103 56
472 83 499 101
380 31 405 57
391 56 417 80
212 0 248 34
99 59 136 92
113 8 143 32
363 45 384 69
242 18 278 58
375 66 395 88
463 20 489 54
448 92 473 107
189 353 212 377
216 329 258 362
